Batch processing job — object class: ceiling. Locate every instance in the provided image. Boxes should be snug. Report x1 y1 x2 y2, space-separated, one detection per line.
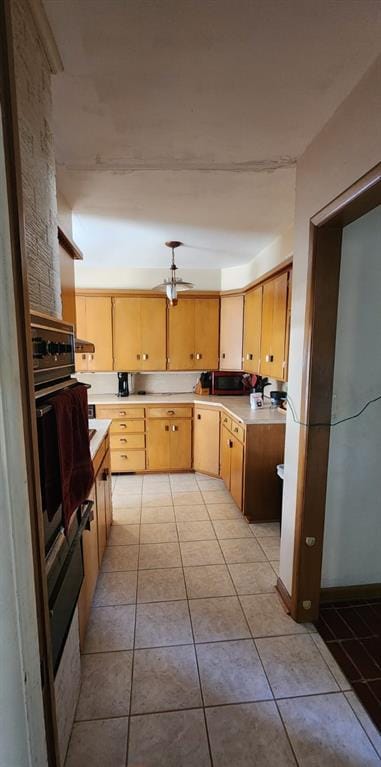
45 0 381 270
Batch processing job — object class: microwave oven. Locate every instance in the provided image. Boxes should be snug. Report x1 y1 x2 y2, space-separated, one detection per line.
211 371 246 396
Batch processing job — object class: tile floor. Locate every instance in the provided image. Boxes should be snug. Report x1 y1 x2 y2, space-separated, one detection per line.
65 472 381 766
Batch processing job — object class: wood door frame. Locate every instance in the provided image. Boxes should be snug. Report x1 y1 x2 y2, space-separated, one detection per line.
290 162 381 622
0 2 59 763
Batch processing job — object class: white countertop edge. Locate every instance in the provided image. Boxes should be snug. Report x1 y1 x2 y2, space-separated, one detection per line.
89 418 111 459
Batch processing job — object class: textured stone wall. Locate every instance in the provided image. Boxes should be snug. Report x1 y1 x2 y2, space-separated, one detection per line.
11 0 61 317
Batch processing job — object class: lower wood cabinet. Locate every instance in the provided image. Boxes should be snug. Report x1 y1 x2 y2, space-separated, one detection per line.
220 424 244 509
146 418 192 471
193 407 220 476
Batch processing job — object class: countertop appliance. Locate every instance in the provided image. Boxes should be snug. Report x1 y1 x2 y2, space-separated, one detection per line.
118 371 129 397
211 370 247 396
31 313 92 672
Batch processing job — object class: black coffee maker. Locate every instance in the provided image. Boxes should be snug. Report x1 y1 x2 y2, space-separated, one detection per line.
117 372 129 397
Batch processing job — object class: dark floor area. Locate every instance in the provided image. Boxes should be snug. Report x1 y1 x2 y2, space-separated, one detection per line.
315 599 381 731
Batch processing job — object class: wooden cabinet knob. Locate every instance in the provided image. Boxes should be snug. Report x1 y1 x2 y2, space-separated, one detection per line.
197 414 201 420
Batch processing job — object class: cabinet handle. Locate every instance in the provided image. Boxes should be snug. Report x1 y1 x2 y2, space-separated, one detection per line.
229 440 233 448
120 438 127 443
142 353 148 360
119 411 126 416
223 417 228 423
265 354 274 363
222 352 225 359
197 413 201 420
172 425 178 432
136 354 141 360
233 427 239 433
190 353 194 359
119 423 127 429
165 425 170 431
102 468 109 481
82 353 86 360
167 410 175 415
121 455 128 459
246 353 253 361
195 353 202 360
226 439 230 447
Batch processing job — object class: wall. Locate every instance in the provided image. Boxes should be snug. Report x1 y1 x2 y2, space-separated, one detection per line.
57 190 73 238
11 0 61 317
220 226 293 290
78 371 201 395
279 53 381 596
321 206 381 588
75 264 222 291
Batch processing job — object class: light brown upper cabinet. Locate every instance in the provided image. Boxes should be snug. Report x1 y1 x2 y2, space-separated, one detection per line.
220 295 243 370
167 297 219 370
113 296 167 371
242 286 262 374
75 295 113 371
260 272 289 380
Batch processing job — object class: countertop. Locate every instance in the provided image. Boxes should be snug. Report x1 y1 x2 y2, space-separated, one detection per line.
88 393 286 425
89 418 111 459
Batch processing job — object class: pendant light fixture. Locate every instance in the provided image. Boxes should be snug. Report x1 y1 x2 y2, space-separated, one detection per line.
152 241 194 306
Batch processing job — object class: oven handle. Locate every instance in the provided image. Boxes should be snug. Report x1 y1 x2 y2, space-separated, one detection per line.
80 499 94 533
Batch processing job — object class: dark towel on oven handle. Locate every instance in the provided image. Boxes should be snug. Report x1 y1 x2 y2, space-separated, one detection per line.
51 383 94 532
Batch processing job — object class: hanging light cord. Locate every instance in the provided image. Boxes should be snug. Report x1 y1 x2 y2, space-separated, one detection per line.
286 392 381 429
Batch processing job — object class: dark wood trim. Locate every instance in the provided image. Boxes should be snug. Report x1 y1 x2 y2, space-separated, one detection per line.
291 167 381 623
58 225 83 260
276 577 292 613
0 3 59 764
320 583 381 604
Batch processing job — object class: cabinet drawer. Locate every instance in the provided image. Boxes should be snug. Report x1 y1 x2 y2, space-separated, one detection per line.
231 419 245 443
111 449 146 472
221 413 232 432
110 419 145 434
110 433 145 449
146 406 192 419
96 405 145 419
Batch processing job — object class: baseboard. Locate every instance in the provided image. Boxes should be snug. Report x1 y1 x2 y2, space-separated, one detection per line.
320 582 381 603
276 577 292 613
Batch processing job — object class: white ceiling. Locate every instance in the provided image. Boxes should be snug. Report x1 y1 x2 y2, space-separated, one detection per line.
45 0 381 269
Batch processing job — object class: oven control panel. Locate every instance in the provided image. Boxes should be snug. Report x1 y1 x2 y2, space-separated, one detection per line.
31 314 75 386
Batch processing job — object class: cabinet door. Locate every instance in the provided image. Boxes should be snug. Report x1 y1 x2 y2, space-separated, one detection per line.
103 449 113 537
113 297 142 370
167 299 195 370
86 296 113 371
230 436 244 509
75 295 88 371
194 298 219 369
243 286 262 374
146 420 170 470
220 425 231 489
96 469 107 566
78 485 98 649
260 280 274 378
141 297 167 370
170 420 192 470
220 295 243 370
271 272 288 380
193 408 220 475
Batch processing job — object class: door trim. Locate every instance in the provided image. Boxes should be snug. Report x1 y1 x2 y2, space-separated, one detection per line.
290 163 381 622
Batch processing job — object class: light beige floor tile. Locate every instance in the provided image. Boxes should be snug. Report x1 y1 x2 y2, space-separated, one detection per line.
256 634 339 698
206 701 296 766
170 472 195 480
170 478 199 491
172 490 204 505
137 568 186 603
108 524 140 545
75 651 132 720
250 521 281 537
142 493 173 508
207 503 242 520
127 709 211 767
177 520 216 541
66 718 128 767
212 519 253 539
271 561 280 576
196 477 225 490
142 484 171 496
112 493 142 510
196 639 272 705
257 536 281 560
84 605 135 653
140 506 175 524
189 596 250 643
228 562 277 595
139 542 182 569
131 645 202 714
175 505 209 522
279 693 381 766
102 545 139 572
219 538 267 563
143 475 170 485
135 600 193 648
93 571 137 606
240 593 308 637
201 490 234 505
180 540 224 566
184 564 235 598
112 507 141 525
114 476 143 491
345 691 381 758
140 522 178 544
311 633 352 691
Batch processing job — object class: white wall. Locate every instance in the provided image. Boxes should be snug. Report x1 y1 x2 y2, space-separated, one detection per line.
75 264 222 290
280 53 381 596
220 226 293 290
321 206 381 588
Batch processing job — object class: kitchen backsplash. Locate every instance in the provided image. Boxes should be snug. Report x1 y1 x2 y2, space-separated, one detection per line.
77 371 287 396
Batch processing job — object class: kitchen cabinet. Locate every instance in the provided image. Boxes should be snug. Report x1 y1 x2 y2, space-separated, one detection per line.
220 295 243 370
260 272 289 380
193 407 220 476
95 449 112 566
220 424 244 509
146 418 192 471
243 286 262 374
167 297 219 370
113 296 166 371
75 295 113 372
